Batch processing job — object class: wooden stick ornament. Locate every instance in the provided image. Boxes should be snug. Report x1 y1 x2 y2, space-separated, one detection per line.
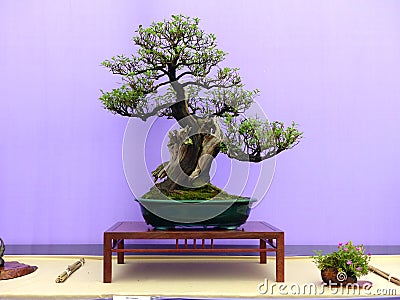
369 265 400 286
55 258 85 283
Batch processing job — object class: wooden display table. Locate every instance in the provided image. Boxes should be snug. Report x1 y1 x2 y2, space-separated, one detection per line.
103 221 284 283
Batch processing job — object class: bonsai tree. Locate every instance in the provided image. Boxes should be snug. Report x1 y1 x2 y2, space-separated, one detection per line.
100 15 302 198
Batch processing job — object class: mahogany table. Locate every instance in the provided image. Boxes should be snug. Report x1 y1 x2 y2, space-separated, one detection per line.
103 221 284 283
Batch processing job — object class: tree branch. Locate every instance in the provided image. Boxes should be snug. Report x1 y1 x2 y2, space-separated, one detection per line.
182 80 238 89
176 71 195 81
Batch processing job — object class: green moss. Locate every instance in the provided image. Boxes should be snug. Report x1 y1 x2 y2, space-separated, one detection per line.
141 183 249 200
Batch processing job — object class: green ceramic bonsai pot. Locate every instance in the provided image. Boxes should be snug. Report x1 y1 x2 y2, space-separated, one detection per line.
136 198 257 230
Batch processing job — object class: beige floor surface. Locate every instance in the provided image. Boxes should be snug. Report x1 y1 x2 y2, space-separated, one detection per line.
0 255 399 298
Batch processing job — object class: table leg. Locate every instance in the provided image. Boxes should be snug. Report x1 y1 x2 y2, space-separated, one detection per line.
103 234 112 283
260 239 266 264
276 233 285 282
117 239 124 264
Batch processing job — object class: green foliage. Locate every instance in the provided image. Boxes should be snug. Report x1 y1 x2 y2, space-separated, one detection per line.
220 116 302 162
183 85 257 118
271 121 303 151
312 241 371 278
133 14 226 76
99 85 144 114
100 14 243 119
100 85 175 121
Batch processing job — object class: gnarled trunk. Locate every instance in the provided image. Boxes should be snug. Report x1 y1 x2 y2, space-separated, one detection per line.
151 80 224 193
152 117 224 192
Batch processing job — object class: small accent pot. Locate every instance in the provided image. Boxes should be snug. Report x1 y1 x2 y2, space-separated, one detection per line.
321 267 357 285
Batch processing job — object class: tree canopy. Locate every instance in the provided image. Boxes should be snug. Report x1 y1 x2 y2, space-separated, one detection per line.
100 15 242 120
100 14 302 167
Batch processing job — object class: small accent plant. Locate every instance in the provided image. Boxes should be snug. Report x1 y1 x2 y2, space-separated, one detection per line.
312 241 371 278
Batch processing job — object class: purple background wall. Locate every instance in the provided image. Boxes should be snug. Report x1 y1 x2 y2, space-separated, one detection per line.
1 0 399 245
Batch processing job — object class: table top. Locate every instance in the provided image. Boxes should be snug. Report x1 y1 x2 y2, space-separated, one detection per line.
104 221 283 239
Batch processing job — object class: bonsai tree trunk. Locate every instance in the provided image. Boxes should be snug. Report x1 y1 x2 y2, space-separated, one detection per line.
152 117 223 192
152 83 224 192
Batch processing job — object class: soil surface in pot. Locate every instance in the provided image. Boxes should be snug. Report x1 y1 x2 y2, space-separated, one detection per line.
142 183 249 200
